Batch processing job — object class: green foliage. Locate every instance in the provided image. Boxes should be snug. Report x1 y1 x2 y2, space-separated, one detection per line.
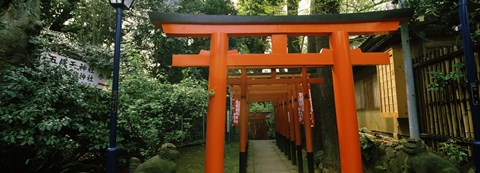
118 74 209 159
248 102 275 137
473 27 480 42
266 113 276 138
439 139 468 165
340 0 388 13
118 0 237 84
397 0 480 40
234 36 270 54
178 0 236 15
237 0 285 15
118 45 210 159
40 0 116 45
359 133 376 162
0 47 210 172
61 0 114 45
399 0 457 21
125 0 205 83
41 0 80 29
0 60 110 172
31 29 112 69
249 102 273 112
427 63 464 91
374 165 387 171
175 142 240 173
133 156 176 173
235 0 282 54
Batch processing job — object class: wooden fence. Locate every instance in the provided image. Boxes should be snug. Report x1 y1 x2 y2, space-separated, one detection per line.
413 44 480 153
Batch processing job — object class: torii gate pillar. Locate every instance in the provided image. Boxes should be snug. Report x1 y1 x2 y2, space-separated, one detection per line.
205 32 228 173
331 31 362 172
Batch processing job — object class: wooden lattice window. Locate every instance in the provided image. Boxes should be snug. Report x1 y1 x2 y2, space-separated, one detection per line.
377 47 408 118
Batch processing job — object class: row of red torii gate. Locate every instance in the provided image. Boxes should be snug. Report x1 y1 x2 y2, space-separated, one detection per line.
149 8 413 173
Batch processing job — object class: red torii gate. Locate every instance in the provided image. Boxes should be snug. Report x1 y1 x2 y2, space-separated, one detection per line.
229 70 320 172
150 9 412 173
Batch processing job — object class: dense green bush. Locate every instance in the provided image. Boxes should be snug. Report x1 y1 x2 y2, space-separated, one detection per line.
117 42 210 159
0 61 110 172
0 56 209 172
440 139 468 166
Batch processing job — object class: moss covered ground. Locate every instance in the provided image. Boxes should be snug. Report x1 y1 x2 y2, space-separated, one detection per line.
176 142 240 173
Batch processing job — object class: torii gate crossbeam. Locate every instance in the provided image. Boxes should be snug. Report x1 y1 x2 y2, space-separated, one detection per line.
149 9 413 173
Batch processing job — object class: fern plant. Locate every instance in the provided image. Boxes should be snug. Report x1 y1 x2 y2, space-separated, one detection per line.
439 139 468 165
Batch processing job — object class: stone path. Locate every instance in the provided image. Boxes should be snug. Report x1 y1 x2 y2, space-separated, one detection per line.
247 140 297 173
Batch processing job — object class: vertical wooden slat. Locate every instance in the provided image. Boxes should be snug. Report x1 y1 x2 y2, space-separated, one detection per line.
467 93 475 139
453 47 465 139
438 49 451 137
432 50 444 137
440 48 453 137
445 47 458 138
412 44 479 153
414 55 426 135
428 51 435 140
423 52 434 136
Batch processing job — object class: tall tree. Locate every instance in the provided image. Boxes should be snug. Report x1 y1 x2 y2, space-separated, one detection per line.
396 0 480 41
287 0 301 53
340 0 389 13
236 0 284 54
124 0 237 83
60 0 115 45
308 0 341 172
237 0 284 15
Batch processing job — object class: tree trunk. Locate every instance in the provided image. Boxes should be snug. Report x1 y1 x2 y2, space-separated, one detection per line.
287 0 300 53
0 0 42 68
309 0 341 172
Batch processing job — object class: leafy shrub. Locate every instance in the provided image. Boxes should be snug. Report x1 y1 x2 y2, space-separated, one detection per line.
0 61 110 172
439 139 468 165
0 57 210 172
105 45 210 161
118 71 209 160
359 133 384 165
427 63 464 91
30 29 112 70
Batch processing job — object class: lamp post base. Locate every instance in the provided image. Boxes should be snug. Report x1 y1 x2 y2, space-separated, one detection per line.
106 147 118 173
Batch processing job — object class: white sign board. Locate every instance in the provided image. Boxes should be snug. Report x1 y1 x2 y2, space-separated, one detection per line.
41 52 109 89
233 99 240 126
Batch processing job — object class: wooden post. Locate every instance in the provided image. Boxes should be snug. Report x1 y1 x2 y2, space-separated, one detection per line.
288 90 297 165
205 32 228 173
331 31 363 173
283 96 292 160
239 67 248 173
301 67 315 173
275 103 280 149
292 84 304 172
280 100 287 153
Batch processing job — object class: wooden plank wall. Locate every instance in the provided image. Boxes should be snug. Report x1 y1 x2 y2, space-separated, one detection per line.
413 44 480 154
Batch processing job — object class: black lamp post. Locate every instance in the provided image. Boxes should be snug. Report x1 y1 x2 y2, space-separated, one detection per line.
107 0 134 173
459 1 480 172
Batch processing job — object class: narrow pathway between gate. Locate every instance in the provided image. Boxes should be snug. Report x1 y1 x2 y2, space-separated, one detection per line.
247 140 297 173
